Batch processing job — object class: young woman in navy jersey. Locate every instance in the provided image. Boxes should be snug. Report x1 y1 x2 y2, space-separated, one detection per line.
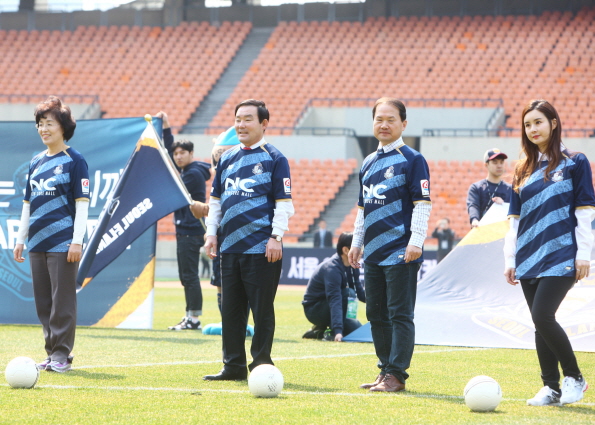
13 96 90 373
504 100 594 406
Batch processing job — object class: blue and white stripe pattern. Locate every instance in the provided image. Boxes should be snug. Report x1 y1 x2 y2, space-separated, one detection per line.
510 152 595 279
25 148 89 252
358 142 431 265
212 143 291 254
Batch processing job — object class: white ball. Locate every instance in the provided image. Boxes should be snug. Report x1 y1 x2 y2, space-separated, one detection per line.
248 364 284 398
464 375 502 412
5 357 40 389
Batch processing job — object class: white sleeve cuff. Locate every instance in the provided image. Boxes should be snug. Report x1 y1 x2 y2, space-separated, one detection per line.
205 197 223 236
72 200 89 245
408 202 432 248
575 207 595 261
271 200 295 237
351 208 365 248
503 217 519 269
16 202 30 245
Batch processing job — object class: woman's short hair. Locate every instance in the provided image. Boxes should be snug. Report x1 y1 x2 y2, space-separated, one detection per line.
34 96 76 141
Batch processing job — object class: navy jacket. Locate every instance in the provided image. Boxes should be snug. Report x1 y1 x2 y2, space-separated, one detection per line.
302 254 365 335
466 179 512 224
163 128 211 236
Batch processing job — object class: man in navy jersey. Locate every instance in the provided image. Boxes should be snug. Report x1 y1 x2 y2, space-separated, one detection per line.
348 98 432 392
203 99 294 381
467 148 512 228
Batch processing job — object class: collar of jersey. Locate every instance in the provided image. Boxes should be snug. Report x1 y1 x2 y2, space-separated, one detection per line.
240 138 266 150
378 137 404 154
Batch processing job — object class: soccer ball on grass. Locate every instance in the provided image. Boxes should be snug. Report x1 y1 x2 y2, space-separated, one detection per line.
5 356 40 389
248 364 284 398
464 375 502 412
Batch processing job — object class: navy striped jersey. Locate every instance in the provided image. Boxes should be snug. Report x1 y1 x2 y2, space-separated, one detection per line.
211 143 291 254
24 147 90 252
358 145 431 265
509 151 595 279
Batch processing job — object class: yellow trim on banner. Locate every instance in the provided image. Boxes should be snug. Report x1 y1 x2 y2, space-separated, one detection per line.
456 220 509 247
92 258 155 328
136 137 159 151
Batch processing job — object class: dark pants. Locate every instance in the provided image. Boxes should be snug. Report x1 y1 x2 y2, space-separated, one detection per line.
221 253 281 372
176 234 204 315
30 252 78 364
365 261 420 383
520 276 581 389
303 291 362 337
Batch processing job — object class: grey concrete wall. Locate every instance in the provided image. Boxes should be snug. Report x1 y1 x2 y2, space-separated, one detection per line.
300 107 500 137
420 137 595 162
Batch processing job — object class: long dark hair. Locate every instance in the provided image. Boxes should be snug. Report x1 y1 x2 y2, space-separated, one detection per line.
513 100 563 192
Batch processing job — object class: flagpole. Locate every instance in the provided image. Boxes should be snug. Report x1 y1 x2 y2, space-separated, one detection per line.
144 114 193 205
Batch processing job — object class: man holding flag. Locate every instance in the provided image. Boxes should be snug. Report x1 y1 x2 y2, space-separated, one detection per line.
203 99 294 381
156 111 211 331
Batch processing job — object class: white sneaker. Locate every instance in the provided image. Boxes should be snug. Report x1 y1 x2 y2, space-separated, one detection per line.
560 376 588 405
527 386 562 406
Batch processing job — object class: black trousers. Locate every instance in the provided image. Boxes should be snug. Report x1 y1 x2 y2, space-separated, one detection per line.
221 253 282 372
176 234 204 315
520 276 581 389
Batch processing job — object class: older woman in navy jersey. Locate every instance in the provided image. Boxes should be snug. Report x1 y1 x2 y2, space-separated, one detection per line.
13 96 90 373
504 100 595 406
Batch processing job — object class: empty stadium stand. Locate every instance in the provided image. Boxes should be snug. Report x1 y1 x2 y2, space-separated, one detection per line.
0 21 251 131
211 8 595 135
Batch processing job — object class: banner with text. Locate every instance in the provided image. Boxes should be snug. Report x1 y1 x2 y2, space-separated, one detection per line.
0 117 163 328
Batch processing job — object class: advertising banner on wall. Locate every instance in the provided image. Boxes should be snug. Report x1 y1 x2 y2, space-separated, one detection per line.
0 117 162 328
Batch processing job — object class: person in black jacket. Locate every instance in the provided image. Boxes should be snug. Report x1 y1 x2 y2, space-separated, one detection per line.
431 218 455 263
156 111 211 331
302 232 365 341
467 148 512 228
313 220 333 248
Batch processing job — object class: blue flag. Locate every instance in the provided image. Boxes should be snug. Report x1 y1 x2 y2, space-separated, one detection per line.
77 118 192 288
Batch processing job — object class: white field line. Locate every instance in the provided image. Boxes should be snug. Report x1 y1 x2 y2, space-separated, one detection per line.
73 347 489 370
3 383 595 406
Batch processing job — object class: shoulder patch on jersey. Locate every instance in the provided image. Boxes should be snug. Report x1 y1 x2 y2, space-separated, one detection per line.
420 179 430 196
283 178 291 194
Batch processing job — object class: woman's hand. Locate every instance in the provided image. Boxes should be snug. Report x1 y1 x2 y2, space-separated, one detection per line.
504 267 518 285
575 259 591 281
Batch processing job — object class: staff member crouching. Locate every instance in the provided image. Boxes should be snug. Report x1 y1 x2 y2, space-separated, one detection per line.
302 232 365 341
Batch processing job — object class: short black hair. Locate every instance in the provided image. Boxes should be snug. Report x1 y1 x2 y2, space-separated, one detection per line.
34 96 76 141
235 99 269 123
336 232 353 257
172 139 194 153
372 97 407 122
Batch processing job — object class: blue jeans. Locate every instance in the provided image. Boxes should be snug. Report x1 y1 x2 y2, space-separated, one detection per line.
365 261 420 382
176 234 204 315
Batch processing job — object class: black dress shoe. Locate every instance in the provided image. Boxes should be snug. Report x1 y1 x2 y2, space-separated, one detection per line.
203 368 247 381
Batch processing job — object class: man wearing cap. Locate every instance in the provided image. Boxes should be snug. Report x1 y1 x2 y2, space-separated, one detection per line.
466 148 512 228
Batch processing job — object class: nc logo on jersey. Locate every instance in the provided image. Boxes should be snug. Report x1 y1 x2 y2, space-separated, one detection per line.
420 179 430 196
384 166 394 179
363 184 387 199
53 164 63 175
225 177 255 193
551 170 564 182
82 178 89 194
283 178 291 194
252 163 263 175
30 177 57 191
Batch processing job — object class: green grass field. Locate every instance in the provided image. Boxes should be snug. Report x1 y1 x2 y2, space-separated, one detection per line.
1 283 594 424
